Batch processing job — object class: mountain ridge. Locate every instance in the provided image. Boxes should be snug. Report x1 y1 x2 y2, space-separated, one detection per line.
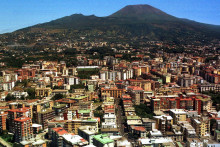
3 4 220 44
109 4 175 19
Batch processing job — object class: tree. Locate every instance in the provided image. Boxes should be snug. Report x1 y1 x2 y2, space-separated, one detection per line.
134 103 154 119
210 119 216 135
20 95 25 100
53 86 63 90
25 88 35 99
38 129 43 134
5 94 16 101
70 84 85 90
52 94 65 100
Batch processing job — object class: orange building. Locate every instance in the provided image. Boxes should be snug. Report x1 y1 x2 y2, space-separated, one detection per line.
101 87 125 98
8 107 31 133
126 79 152 91
14 68 36 80
0 111 7 133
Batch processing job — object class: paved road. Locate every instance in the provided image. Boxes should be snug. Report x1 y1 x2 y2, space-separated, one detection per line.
115 98 138 146
115 97 125 136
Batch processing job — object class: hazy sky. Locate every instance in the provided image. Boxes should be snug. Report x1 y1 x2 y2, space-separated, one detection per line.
0 0 220 34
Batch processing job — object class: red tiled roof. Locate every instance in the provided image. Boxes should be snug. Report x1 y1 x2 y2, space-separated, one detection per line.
0 106 9 110
52 127 68 135
16 107 30 113
127 86 143 91
105 110 115 113
180 98 192 101
132 126 146 132
123 100 132 103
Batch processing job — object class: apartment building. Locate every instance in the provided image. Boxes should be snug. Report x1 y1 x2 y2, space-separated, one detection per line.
8 107 31 133
170 109 187 124
127 86 144 105
93 134 114 147
101 87 125 98
38 109 55 129
14 117 33 142
64 118 98 134
191 117 210 137
0 111 7 133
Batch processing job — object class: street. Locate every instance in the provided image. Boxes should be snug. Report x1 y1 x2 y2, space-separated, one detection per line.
115 97 125 136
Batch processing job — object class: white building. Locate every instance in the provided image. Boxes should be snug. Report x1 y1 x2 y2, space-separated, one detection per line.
11 91 28 99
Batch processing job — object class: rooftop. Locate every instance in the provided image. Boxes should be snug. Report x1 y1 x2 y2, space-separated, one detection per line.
139 137 173 145
127 115 141 120
170 109 186 114
52 127 68 136
78 109 91 114
14 116 31 122
39 108 53 114
62 134 88 145
93 134 114 145
53 104 67 109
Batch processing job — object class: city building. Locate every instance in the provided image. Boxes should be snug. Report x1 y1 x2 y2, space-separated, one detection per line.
14 117 33 142
93 134 114 147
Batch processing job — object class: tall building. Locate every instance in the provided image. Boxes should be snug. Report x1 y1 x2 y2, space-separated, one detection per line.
8 107 31 133
101 87 125 98
170 109 186 124
14 117 33 142
51 127 89 146
51 127 68 147
78 126 98 145
93 134 114 147
154 115 173 135
126 79 152 91
151 98 160 112
127 86 144 105
191 117 210 137
32 100 54 123
64 118 99 134
0 111 7 133
178 74 195 87
38 109 55 129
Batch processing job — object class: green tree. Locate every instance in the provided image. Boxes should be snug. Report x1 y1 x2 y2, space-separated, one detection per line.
134 103 153 119
53 86 63 90
25 88 35 99
52 94 65 100
20 95 25 100
5 94 16 101
70 84 86 90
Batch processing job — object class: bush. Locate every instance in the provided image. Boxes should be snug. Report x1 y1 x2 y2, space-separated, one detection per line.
134 103 153 119
52 94 65 100
5 94 16 101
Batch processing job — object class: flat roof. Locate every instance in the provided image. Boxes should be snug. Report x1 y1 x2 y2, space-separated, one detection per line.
39 108 53 114
78 109 91 114
127 115 141 120
32 124 42 128
139 137 173 145
62 134 88 145
170 109 186 114
53 104 66 108
93 134 114 145
127 120 142 125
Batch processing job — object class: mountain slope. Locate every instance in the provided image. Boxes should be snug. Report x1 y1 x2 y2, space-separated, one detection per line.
110 4 175 20
7 5 220 43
